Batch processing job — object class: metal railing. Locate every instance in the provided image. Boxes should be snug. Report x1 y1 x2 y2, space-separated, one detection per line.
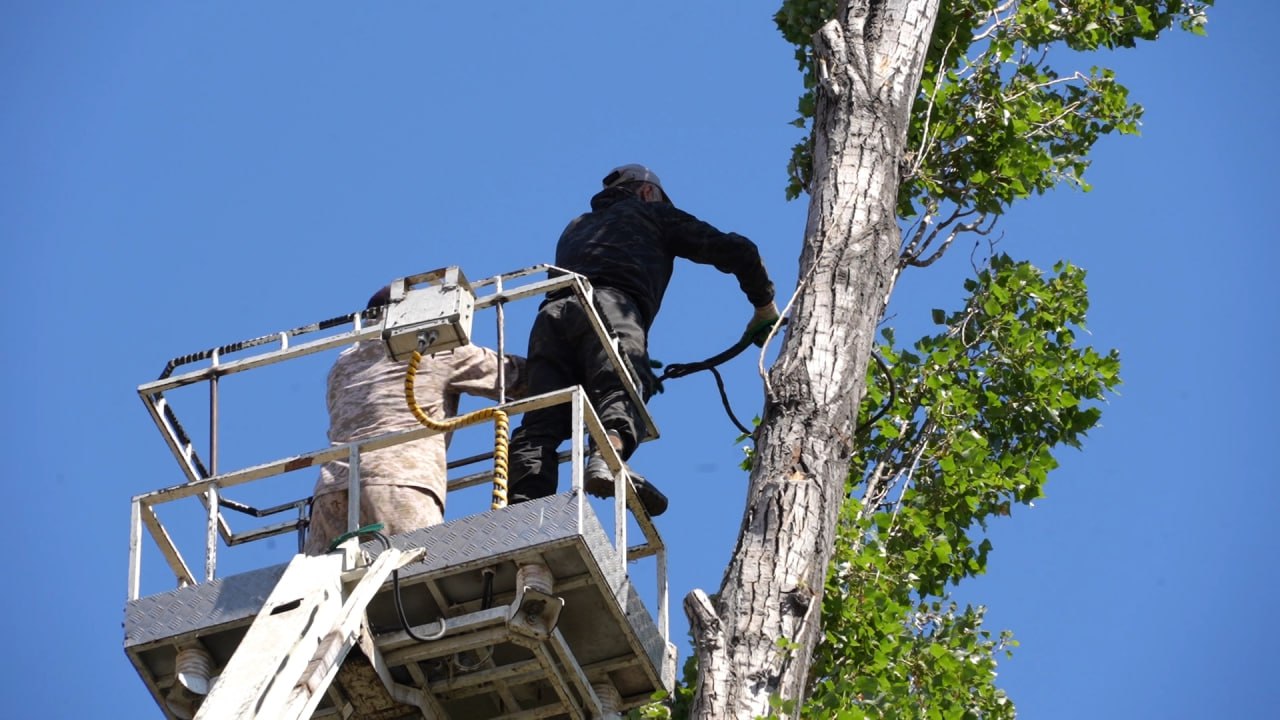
128 264 668 642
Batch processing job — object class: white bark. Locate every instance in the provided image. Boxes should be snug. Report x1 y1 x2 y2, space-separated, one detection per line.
687 2 941 717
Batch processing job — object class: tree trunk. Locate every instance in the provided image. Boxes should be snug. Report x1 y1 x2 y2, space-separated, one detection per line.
686 2 940 717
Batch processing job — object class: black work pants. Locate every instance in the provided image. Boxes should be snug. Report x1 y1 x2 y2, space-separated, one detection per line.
509 287 655 498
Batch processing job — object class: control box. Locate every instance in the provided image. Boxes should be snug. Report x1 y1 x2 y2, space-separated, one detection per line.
382 266 475 361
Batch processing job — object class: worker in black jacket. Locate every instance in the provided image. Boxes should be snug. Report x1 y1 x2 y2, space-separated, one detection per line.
508 164 779 517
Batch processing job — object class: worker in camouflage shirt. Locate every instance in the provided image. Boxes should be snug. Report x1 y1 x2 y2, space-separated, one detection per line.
305 286 526 554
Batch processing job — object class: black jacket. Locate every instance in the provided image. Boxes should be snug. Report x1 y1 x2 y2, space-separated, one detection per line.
554 187 775 330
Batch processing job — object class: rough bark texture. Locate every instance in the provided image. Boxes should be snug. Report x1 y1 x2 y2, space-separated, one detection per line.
686 2 940 717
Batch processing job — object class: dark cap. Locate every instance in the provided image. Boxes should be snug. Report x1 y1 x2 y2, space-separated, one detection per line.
602 163 670 202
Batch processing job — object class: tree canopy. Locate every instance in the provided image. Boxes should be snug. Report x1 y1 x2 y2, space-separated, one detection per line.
673 1 1210 717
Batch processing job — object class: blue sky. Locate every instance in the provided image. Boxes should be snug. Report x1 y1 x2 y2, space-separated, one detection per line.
3 2 1275 718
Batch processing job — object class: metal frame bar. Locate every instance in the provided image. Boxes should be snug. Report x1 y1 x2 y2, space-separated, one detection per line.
140 393 204 484
346 444 361 538
545 626 603 716
495 274 507 405
128 384 665 588
139 324 383 396
204 484 218 582
522 640 586 720
128 499 142 600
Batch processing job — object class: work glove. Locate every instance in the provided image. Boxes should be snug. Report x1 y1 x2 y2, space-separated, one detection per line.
744 301 782 348
647 358 665 395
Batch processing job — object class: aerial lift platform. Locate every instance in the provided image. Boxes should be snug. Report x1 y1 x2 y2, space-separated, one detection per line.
124 266 677 719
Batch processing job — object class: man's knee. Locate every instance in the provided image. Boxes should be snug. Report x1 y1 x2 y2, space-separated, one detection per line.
371 486 444 534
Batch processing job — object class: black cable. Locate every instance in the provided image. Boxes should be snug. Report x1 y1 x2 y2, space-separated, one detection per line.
369 530 392 552
480 568 495 611
656 319 787 435
157 307 381 380
657 322 893 440
709 367 753 436
361 530 447 643
154 397 210 478
658 334 756 382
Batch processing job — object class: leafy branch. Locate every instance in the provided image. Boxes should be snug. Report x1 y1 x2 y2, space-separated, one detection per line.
776 0 1214 265
803 254 1121 718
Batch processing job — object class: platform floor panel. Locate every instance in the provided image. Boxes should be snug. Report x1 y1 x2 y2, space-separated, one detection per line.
125 493 674 719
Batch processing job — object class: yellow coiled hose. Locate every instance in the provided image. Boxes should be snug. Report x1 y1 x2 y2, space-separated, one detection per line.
405 348 510 510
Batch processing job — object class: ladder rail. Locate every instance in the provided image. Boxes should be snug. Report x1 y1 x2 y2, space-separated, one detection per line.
191 544 424 720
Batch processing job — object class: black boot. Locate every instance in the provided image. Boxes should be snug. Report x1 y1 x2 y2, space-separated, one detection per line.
584 453 668 517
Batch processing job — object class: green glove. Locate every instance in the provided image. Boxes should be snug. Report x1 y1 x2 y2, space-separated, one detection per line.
744 302 781 347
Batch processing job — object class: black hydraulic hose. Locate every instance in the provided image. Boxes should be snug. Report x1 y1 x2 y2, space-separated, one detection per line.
658 319 894 439
657 330 763 383
655 321 786 436
707 366 753 436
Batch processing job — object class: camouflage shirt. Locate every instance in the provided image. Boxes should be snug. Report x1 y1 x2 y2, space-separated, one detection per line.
311 341 525 503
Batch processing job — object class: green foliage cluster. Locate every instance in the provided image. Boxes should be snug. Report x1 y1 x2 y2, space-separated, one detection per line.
802 255 1121 718
774 0 1213 208
632 256 1121 719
